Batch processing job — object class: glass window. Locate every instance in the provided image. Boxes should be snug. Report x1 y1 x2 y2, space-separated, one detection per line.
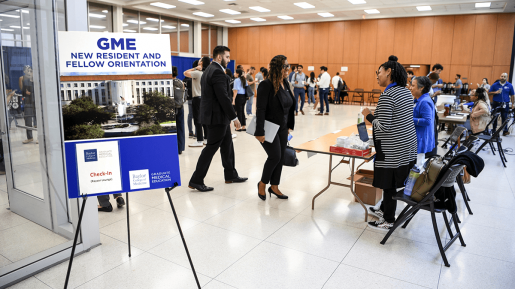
167 81 170 85
140 12 159 34
67 83 71 87
122 9 139 33
161 16 178 52
101 83 105 86
60 84 63 88
154 81 158 85
94 83 98 86
87 83 91 87
74 83 77 87
136 82 139 85
81 90 85 96
88 2 113 32
167 87 170 96
80 83 84 87
61 90 64 100
161 81 164 85
161 87 164 94
142 81 146 85
74 90 78 98
202 24 209 56
67 90 71 100
101 89 105 96
88 90 92 97
179 20 193 53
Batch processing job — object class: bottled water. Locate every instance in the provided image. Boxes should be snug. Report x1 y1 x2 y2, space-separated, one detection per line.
404 166 421 196
357 107 364 123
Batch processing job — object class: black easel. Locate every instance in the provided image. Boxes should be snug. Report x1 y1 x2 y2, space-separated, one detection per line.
166 183 201 289
64 195 88 289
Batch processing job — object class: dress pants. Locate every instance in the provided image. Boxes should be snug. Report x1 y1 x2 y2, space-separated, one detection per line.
293 88 305 112
190 124 238 184
260 126 288 185
333 89 340 103
379 188 397 223
187 99 193 134
97 194 122 207
192 97 208 141
24 107 35 139
491 101 509 132
176 107 185 152
235 94 247 126
319 88 330 113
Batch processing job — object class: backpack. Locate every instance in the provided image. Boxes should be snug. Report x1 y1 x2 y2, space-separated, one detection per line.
337 78 344 90
172 78 186 109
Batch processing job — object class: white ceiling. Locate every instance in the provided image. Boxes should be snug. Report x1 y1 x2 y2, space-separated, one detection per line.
94 0 515 27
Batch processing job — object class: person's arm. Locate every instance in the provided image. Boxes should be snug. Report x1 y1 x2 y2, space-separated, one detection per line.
488 85 502 96
211 69 238 122
255 80 271 138
184 66 202 78
19 76 23 93
363 94 394 132
413 101 433 127
471 102 488 118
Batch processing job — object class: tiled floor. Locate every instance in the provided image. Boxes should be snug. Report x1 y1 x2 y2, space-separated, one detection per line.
8 102 515 288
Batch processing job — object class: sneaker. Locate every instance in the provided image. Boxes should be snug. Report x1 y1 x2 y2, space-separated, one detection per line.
203 139 207 145
368 207 384 219
232 134 237 139
22 138 33 144
368 219 393 231
503 131 510 136
189 141 203 147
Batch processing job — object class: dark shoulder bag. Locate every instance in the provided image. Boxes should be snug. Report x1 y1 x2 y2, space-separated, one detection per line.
283 142 299 167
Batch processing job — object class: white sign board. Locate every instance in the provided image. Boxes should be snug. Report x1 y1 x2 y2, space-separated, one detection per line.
341 67 348 72
308 66 315 71
76 141 122 195
58 31 172 76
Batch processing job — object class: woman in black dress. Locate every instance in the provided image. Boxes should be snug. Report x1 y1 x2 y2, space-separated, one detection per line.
255 55 295 200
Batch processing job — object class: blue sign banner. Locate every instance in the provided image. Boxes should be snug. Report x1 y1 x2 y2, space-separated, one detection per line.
65 134 181 199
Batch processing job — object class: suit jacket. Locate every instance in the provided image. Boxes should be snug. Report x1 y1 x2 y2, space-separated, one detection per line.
255 78 295 136
200 62 237 125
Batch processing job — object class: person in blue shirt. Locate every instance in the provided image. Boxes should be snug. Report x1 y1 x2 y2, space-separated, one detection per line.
489 73 514 136
428 64 444 103
410 76 435 155
233 69 248 131
452 74 462 98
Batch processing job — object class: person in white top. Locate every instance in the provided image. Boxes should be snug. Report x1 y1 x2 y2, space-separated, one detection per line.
316 66 331 115
332 73 343 104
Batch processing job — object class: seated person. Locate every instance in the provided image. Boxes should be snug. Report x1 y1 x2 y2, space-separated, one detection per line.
469 88 491 135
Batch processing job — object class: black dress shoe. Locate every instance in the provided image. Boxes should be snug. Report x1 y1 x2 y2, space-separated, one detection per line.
268 187 288 199
225 176 248 184
258 182 266 201
98 204 113 212
188 182 214 192
116 196 125 208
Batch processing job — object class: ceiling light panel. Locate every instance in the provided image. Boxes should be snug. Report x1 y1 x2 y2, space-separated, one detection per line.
162 25 176 29
143 27 158 31
475 2 491 8
127 20 147 24
250 17 266 22
416 6 432 11
220 9 241 15
249 6 270 12
179 0 204 5
89 13 106 18
193 12 214 17
0 14 20 18
364 9 380 14
225 20 241 23
294 2 315 9
89 25 106 29
278 15 294 20
150 2 176 9
318 12 334 17
348 0 366 4
123 29 136 32
146 17 163 22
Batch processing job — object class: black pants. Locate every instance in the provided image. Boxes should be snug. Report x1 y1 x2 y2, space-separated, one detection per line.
379 188 397 223
192 97 208 141
260 126 288 185
235 94 247 126
24 107 35 140
491 101 509 132
97 194 122 207
190 124 238 184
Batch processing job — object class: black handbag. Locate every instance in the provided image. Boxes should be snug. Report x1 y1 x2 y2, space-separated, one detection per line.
283 143 299 167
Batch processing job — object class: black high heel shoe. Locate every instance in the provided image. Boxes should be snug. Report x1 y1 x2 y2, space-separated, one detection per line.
268 187 288 199
258 182 266 200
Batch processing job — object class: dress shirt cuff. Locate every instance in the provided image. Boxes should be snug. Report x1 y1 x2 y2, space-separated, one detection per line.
232 117 238 122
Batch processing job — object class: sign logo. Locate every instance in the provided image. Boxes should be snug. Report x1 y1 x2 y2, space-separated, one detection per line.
129 169 150 190
84 149 98 162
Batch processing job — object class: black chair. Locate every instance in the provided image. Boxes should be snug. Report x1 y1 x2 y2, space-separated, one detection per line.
380 164 467 267
475 119 510 167
352 88 365 105
441 126 466 150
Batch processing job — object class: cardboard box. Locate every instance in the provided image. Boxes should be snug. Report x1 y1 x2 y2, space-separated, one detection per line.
329 146 372 157
351 169 382 206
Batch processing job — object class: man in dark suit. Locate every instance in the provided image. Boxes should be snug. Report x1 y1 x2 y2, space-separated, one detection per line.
189 46 248 191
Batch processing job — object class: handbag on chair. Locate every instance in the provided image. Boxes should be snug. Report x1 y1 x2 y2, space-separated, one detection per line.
411 157 445 202
283 143 299 167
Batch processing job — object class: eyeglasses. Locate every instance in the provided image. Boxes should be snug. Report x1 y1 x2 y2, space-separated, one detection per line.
283 64 290 70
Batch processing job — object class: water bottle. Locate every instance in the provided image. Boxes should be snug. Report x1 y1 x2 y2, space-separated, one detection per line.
357 107 364 123
404 166 421 196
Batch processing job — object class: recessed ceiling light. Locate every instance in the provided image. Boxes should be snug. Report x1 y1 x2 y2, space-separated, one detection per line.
249 6 270 12
294 2 315 9
250 17 266 22
123 29 137 33
143 27 158 31
348 0 366 4
364 9 380 14
89 25 106 29
193 12 214 17
10 26 20 28
123 23 128 27
89 13 106 18
416 6 432 11
146 17 163 22
162 25 176 29
0 14 20 18
127 20 147 24
225 19 241 23
102 10 108 13
21 10 29 13
181 24 190 27
220 9 241 15
150 2 176 9
179 0 205 5
278 15 294 20
317 12 334 17
475 2 491 8
1 28 14 31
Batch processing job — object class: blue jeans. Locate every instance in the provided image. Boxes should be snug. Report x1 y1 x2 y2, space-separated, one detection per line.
307 87 315 104
333 89 340 103
319 88 329 113
491 101 509 132
294 87 305 112
176 107 185 152
246 90 254 115
187 99 193 134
